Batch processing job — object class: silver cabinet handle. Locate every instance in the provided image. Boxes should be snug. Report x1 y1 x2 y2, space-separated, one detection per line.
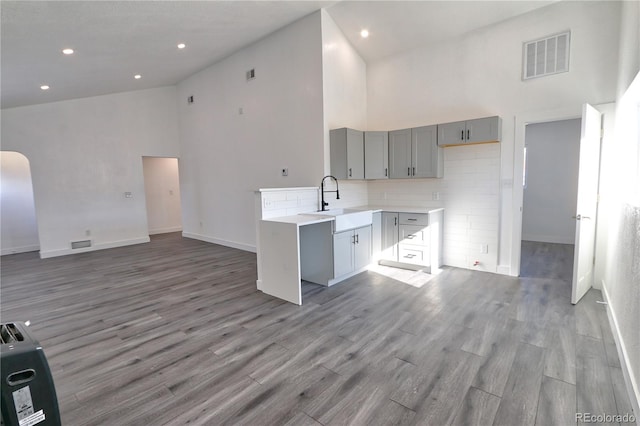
572 214 591 220
394 217 397 226
406 234 415 239
461 130 464 140
407 167 410 176
412 167 415 175
349 168 352 177
385 168 388 177
407 218 417 221
356 234 359 244
467 129 470 140
404 254 416 259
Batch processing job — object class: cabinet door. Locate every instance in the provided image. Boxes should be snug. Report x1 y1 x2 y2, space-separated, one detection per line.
354 226 372 270
437 120 466 146
466 116 501 144
371 212 382 260
388 129 412 179
381 212 399 261
364 131 389 180
330 128 364 180
333 230 354 278
346 129 365 179
412 125 442 178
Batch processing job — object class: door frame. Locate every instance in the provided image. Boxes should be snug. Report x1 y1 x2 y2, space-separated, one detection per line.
510 106 582 277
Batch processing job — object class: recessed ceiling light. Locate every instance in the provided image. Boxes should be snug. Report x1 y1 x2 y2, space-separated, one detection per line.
177 43 186 49
40 85 50 90
134 74 142 79
360 29 369 38
62 48 74 55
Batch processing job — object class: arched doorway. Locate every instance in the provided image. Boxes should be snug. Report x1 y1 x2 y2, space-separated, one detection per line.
1 151 40 255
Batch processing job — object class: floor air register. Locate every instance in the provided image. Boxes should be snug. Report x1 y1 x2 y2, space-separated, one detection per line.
1 322 61 426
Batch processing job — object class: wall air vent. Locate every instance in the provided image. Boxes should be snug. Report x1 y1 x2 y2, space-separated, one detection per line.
71 240 91 249
523 31 570 80
246 68 256 81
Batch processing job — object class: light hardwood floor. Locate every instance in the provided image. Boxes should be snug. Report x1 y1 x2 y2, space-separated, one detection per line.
1 234 633 425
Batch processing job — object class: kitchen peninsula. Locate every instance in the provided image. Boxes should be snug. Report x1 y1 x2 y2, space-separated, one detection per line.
255 188 443 305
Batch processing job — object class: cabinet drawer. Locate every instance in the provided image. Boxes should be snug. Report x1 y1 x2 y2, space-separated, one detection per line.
399 225 429 246
398 246 429 266
399 213 428 226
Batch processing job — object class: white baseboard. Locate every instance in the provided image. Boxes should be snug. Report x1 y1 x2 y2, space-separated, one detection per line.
521 234 574 244
39 237 150 259
182 232 256 253
601 281 640 422
1 244 40 256
148 226 183 235
497 265 512 276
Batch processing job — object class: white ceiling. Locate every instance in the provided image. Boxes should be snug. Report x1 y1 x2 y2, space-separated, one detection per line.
1 1 554 109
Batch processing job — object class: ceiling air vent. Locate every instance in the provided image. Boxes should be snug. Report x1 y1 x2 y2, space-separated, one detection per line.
523 31 570 80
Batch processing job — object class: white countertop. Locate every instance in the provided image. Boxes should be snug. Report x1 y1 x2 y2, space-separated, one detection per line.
348 205 444 214
261 205 443 227
261 214 334 227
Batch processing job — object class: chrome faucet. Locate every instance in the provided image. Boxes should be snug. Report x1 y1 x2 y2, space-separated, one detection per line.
320 175 340 211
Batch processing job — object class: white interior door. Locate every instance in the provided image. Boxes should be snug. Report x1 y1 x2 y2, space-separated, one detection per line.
571 104 602 304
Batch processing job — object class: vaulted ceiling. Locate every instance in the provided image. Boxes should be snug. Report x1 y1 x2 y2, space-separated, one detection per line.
1 1 554 109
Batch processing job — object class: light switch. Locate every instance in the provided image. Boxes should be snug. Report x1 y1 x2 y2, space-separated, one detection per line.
124 192 132 198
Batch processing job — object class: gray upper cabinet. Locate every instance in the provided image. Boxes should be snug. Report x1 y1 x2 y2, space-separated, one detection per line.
412 125 443 178
389 125 442 179
437 116 502 146
330 128 364 180
364 131 389 179
389 128 412 179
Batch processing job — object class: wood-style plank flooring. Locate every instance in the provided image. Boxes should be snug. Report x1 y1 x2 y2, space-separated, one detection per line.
0 234 633 425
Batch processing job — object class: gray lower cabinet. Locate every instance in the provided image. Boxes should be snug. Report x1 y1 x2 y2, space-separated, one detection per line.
398 218 430 266
389 125 442 179
333 225 371 279
438 116 502 146
379 211 443 272
381 212 399 261
364 131 389 179
330 128 364 179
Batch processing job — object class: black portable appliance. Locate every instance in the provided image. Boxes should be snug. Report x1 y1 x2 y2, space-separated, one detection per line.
0 322 61 426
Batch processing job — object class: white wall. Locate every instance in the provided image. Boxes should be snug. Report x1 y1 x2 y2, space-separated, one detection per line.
177 12 325 252
1 86 180 257
320 10 369 208
596 0 640 413
142 157 182 235
522 119 581 244
0 151 39 254
366 0 621 273
599 71 640 419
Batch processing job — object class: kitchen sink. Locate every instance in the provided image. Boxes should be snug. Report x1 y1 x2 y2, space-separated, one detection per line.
303 209 373 232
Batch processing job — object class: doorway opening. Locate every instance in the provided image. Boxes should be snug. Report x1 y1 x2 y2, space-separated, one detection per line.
520 119 581 282
1 151 40 255
141 157 183 236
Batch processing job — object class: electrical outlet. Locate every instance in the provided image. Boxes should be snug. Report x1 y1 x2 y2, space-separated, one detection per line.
124 192 132 198
432 191 440 201
85 229 91 236
480 244 488 254
281 168 288 177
